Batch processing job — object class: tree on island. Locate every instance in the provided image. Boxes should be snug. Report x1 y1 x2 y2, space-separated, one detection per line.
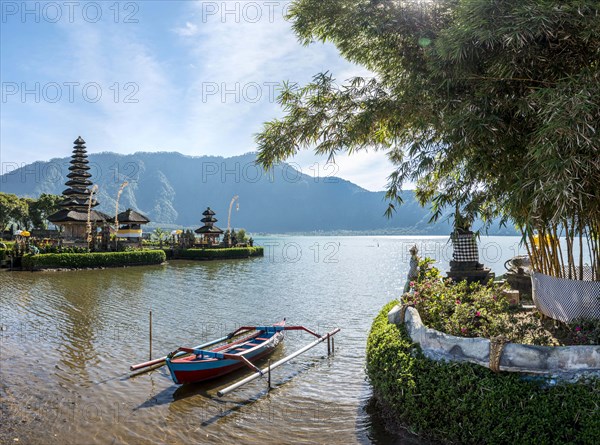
0 193 25 232
236 228 250 244
151 227 168 248
27 194 63 229
256 0 599 279
0 192 62 232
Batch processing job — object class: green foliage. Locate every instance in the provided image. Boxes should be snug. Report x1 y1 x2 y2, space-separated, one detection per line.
0 249 8 261
366 301 600 444
34 242 89 254
568 319 600 345
28 193 62 229
256 0 600 273
176 247 264 260
405 274 561 345
22 250 166 270
142 240 164 247
151 228 168 248
416 257 442 283
0 192 62 230
0 192 27 230
236 228 249 243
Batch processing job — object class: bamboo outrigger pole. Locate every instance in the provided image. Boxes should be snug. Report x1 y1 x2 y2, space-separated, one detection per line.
217 328 341 397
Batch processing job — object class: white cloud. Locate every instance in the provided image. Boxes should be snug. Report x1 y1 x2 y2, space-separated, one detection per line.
291 150 394 192
1 2 393 192
173 22 199 37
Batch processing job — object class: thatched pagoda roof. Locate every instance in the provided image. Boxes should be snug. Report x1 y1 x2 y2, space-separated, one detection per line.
114 208 150 224
202 207 216 216
56 136 99 210
47 209 110 223
195 225 224 235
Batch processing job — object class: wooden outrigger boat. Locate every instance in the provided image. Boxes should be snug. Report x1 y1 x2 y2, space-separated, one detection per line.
166 320 286 384
130 319 340 395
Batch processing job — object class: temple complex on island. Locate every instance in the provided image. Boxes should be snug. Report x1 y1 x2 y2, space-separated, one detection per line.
195 207 224 246
47 137 110 240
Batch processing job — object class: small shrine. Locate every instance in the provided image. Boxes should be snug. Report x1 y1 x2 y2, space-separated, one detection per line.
47 137 110 240
195 207 224 246
446 227 493 283
115 208 150 243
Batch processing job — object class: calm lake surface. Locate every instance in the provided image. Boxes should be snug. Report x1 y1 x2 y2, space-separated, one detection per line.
1 236 524 445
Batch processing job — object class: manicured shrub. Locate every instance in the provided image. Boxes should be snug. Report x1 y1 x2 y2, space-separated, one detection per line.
0 248 8 261
366 301 600 444
22 250 166 270
176 247 264 260
36 244 90 254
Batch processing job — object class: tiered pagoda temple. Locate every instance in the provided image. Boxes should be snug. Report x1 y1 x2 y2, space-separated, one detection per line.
48 137 110 240
195 207 224 245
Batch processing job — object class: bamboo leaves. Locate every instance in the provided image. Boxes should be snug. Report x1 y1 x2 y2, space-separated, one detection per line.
255 0 600 279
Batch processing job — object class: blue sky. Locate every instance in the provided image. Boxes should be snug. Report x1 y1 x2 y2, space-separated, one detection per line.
1 1 393 191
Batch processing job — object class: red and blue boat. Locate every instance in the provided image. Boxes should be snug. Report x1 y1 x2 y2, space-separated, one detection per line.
165 321 286 384
130 320 340 394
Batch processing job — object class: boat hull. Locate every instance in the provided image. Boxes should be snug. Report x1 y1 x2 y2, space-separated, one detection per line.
166 330 283 384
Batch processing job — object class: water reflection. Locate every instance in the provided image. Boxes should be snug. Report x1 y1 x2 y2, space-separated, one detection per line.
1 236 523 445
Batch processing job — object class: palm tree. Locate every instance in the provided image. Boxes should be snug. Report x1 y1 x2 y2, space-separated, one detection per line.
152 228 167 248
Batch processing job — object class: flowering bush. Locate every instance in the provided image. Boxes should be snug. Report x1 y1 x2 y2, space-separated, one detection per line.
416 257 442 283
405 275 512 339
569 319 600 345
403 262 563 345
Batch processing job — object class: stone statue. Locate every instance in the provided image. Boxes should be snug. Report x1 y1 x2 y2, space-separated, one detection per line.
404 245 419 293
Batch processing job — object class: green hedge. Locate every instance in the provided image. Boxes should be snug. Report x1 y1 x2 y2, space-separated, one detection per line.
174 246 264 260
22 250 166 270
0 248 8 261
366 301 600 444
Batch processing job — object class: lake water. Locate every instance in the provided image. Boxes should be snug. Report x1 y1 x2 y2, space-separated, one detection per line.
0 236 525 445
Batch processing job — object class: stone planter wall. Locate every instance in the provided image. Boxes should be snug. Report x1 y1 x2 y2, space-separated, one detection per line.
388 304 600 379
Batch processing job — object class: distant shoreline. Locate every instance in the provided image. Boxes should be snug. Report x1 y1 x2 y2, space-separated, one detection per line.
139 228 520 237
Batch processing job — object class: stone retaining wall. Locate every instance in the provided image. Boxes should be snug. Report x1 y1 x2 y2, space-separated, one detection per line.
388 304 600 379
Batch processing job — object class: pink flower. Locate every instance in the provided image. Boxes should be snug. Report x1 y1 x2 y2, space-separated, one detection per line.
492 295 497 301
461 327 467 334
456 299 461 305
414 291 420 296
475 311 481 317
575 326 582 332
409 281 415 287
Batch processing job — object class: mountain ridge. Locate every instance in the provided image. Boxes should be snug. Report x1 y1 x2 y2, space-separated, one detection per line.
0 151 516 235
